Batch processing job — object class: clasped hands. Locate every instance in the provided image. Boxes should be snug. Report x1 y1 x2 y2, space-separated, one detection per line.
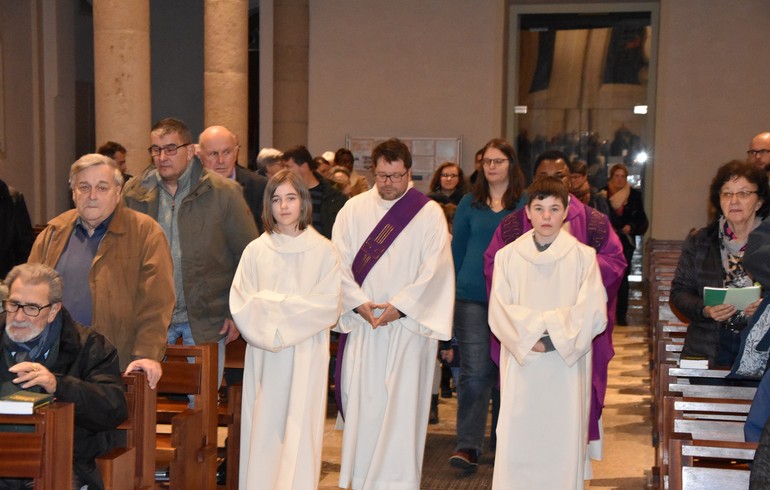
355 302 401 329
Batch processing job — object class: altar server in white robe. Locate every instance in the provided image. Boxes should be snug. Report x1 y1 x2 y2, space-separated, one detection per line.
332 138 454 490
489 177 607 490
230 169 341 490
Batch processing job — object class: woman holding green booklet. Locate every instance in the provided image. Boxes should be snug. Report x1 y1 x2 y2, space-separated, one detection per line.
671 160 769 367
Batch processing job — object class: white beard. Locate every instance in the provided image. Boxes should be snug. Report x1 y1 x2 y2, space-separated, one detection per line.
5 320 44 343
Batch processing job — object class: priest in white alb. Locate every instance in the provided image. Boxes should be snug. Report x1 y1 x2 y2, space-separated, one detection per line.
230 170 341 489
488 177 607 490
332 138 454 490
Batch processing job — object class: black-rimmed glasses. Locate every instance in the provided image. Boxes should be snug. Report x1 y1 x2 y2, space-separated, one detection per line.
374 170 409 183
2 300 53 317
148 143 192 157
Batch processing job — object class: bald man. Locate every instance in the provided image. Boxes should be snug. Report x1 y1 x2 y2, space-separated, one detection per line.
748 132 770 173
199 125 267 232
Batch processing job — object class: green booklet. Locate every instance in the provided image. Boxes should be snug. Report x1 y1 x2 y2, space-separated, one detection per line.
703 286 761 311
0 390 54 415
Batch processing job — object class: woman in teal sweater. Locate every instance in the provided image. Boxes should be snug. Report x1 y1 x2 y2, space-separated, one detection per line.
449 138 526 470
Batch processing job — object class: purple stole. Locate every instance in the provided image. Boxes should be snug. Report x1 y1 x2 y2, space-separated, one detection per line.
334 188 430 418
500 201 609 251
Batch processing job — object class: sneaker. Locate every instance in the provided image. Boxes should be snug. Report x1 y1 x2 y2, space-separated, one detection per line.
449 449 478 471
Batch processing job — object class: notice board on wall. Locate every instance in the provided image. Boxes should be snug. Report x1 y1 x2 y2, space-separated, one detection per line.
346 136 462 194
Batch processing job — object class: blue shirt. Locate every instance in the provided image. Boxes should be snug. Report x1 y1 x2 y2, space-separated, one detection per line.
157 163 193 324
55 215 113 326
451 193 525 303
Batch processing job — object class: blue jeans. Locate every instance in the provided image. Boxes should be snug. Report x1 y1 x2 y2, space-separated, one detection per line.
454 299 499 453
167 322 226 388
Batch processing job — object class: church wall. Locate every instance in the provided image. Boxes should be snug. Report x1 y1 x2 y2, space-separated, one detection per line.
307 0 507 170
1 0 770 239
652 0 770 239
0 0 36 211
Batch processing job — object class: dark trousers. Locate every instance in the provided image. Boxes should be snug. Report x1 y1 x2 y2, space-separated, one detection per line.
616 239 635 324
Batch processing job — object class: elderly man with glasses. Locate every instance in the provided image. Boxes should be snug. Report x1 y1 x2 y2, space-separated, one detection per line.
0 263 127 489
123 118 258 386
29 153 174 390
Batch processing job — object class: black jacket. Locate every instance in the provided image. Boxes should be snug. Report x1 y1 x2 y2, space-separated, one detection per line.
312 171 347 239
751 414 770 488
234 165 268 233
0 309 127 489
745 214 770 290
602 186 648 252
670 222 728 364
0 180 33 278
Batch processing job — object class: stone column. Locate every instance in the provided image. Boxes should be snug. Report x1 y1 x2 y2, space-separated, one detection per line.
272 0 308 149
204 0 249 164
93 0 151 178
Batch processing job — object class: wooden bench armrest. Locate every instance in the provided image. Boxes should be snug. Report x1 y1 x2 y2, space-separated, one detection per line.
96 447 136 490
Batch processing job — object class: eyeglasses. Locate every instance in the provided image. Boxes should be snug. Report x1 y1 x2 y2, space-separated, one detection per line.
2 300 53 317
747 149 770 157
441 173 459 179
481 158 509 167
374 170 408 183
720 190 758 200
148 143 192 157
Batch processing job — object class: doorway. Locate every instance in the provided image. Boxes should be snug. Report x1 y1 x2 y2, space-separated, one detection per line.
507 5 658 283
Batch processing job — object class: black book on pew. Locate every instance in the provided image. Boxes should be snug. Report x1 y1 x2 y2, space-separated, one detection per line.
0 390 54 415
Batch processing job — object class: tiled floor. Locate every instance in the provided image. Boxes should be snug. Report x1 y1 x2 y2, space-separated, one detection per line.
318 282 654 489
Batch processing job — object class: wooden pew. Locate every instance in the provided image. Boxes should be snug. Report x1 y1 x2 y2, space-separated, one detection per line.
654 378 756 484
0 402 74 490
659 395 752 483
668 437 755 490
166 408 207 489
218 382 242 490
156 343 218 490
96 371 156 490
220 338 244 489
668 383 757 401
650 322 687 447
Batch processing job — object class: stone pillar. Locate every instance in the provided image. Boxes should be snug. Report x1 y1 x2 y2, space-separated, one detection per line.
272 0 308 149
204 0 249 164
93 0 151 178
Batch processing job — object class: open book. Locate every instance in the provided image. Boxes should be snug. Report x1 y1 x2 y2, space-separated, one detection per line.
703 285 761 311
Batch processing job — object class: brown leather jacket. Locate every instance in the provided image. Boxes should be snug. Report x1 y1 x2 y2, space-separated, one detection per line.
28 204 175 369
